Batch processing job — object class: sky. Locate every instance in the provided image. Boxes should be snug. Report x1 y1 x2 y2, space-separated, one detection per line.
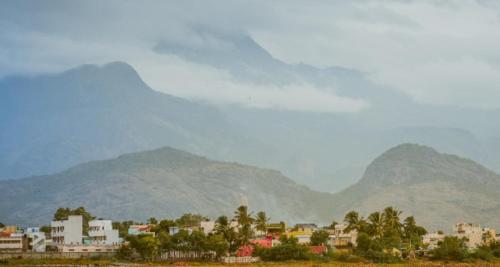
1 0 500 112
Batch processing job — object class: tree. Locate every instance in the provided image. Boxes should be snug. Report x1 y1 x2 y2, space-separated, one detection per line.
53 207 95 235
367 212 385 238
255 211 269 235
0 222 4 228
206 234 229 259
215 215 237 251
310 230 330 246
382 207 402 235
431 236 469 261
403 216 427 250
154 219 176 234
329 220 338 230
128 235 160 261
147 217 158 225
234 205 254 246
344 211 367 233
176 213 208 228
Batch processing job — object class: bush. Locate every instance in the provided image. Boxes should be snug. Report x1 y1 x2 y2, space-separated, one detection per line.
472 245 494 261
431 236 469 261
254 243 313 261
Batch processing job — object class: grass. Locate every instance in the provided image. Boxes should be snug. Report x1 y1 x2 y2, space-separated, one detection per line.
2 259 500 266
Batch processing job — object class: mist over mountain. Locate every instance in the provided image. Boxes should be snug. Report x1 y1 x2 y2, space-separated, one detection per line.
2 33 500 192
331 143 500 230
0 62 272 180
0 146 333 226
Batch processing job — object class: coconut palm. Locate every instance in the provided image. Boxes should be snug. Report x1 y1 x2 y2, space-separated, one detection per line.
367 211 385 238
255 211 269 236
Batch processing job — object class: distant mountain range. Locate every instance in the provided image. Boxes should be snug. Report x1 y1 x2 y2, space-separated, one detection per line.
0 146 332 225
1 143 500 231
331 144 500 231
2 60 500 193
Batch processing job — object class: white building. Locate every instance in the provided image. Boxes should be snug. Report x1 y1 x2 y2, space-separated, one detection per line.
423 232 445 250
453 223 483 249
25 227 46 252
88 220 119 245
328 223 358 248
0 233 25 252
51 215 83 245
200 221 215 235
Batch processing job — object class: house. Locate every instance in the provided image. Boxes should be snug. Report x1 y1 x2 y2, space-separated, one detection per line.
200 221 215 235
294 223 318 234
25 227 46 252
328 223 357 249
51 215 83 245
266 222 285 237
453 223 486 249
422 232 445 250
287 230 311 244
88 219 120 245
128 225 155 237
0 232 27 252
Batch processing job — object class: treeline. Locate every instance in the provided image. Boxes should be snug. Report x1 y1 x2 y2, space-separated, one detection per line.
41 206 500 263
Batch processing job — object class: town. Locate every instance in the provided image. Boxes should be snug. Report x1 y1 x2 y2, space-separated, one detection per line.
1 206 500 264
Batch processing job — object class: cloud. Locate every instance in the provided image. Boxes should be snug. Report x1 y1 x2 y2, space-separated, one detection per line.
2 0 500 110
133 54 368 113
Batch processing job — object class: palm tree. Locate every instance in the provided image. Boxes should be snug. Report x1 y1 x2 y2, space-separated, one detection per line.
343 211 366 233
234 205 254 245
329 220 338 230
255 211 269 236
367 211 384 238
215 216 237 252
383 206 402 234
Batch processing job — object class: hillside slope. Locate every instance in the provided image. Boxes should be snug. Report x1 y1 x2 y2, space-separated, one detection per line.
0 147 333 225
331 144 500 230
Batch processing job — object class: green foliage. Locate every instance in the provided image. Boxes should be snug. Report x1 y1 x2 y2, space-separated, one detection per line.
39 225 51 236
53 207 95 235
0 222 4 228
234 205 255 246
115 243 134 260
175 213 208 228
147 217 158 225
113 220 140 238
154 219 176 234
127 235 160 261
255 211 269 234
472 245 494 261
431 236 469 261
310 230 330 246
215 215 238 252
254 241 312 261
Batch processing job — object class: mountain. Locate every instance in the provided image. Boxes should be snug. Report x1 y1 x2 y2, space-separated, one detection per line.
0 62 271 180
3 58 500 194
330 143 500 231
0 146 333 225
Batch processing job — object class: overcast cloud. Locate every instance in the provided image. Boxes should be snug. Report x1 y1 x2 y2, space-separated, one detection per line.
1 0 500 111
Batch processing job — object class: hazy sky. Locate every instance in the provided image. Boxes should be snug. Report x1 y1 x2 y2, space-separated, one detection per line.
2 0 500 112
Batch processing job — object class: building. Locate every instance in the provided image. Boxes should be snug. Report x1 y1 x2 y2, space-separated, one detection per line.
200 221 215 235
128 225 155 236
423 232 445 250
0 233 26 252
453 223 483 248
88 220 119 245
25 227 46 252
51 215 83 245
328 223 357 249
294 223 319 234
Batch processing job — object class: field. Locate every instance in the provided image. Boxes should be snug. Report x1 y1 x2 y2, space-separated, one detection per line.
2 259 500 267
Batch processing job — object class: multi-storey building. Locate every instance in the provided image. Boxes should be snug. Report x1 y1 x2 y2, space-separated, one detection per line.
51 215 83 245
88 220 119 245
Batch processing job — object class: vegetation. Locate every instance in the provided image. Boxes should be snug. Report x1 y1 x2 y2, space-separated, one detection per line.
41 205 500 264
53 207 95 235
344 206 427 263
